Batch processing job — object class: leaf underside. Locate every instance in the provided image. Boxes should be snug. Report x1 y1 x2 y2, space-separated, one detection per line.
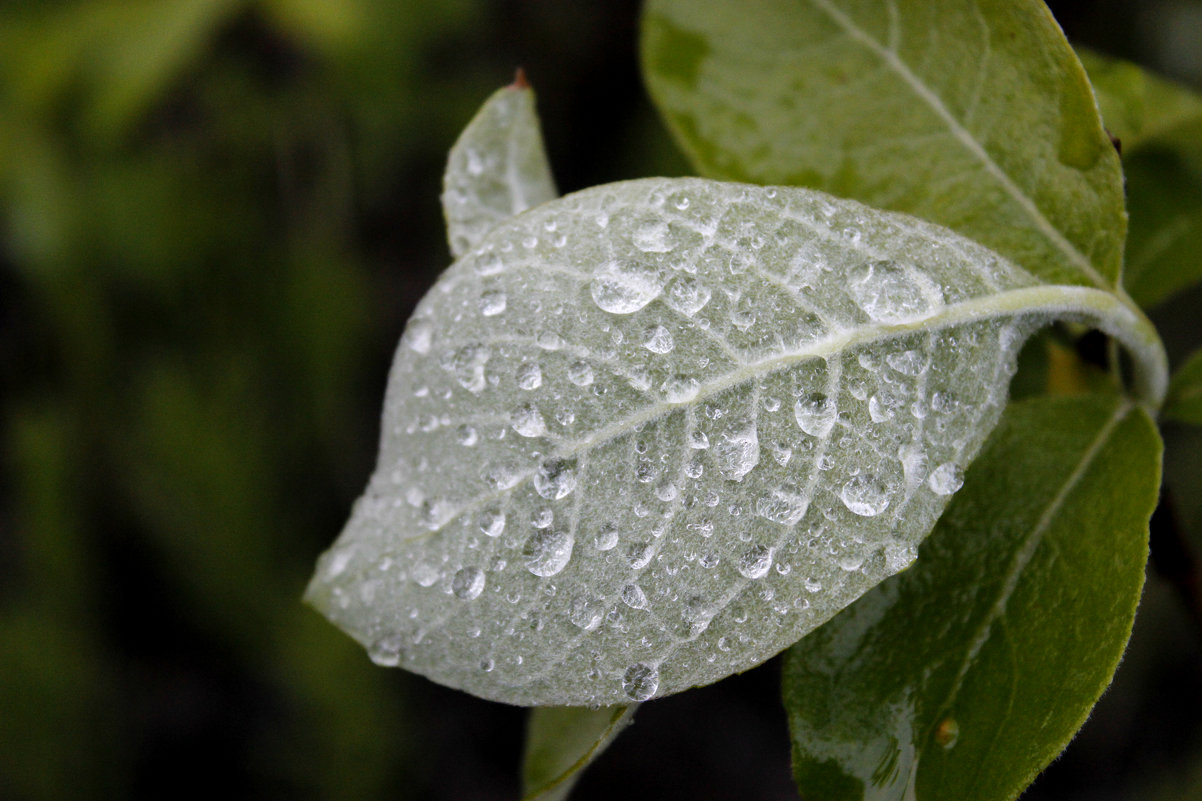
782 394 1161 801
522 705 637 801
304 175 1079 706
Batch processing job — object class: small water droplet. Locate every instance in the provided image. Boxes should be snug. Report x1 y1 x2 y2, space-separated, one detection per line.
928 462 964 495
404 319 433 354
479 509 505 537
661 374 700 403
665 275 712 316
837 554 864 572
569 596 604 630
682 595 715 629
794 393 837 437
536 330 564 350
623 662 659 701
517 362 543 390
590 261 663 314
451 566 485 600
898 444 929 487
840 475 891 517
886 349 928 376
689 430 710 449
884 541 918 572
480 658 495 672
441 343 490 392
567 361 594 387
868 394 895 423
934 717 960 749
699 551 719 568
412 563 439 587
626 542 654 570
479 289 507 316
621 583 648 609
847 260 942 323
595 522 619 551
369 636 404 667
534 458 577 500
755 488 810 526
715 425 759 481
654 479 678 502
642 324 675 354
456 424 478 446
524 529 574 577
510 403 547 437
632 220 672 252
737 544 774 579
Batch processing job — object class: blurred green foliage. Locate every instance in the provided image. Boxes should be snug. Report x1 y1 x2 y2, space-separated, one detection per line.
0 2 1199 800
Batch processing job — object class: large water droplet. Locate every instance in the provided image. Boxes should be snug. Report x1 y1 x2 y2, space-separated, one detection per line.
510 403 547 437
517 362 543 390
665 275 713 316
661 374 700 403
794 393 837 437
404 319 433 354
569 596 604 630
567 361 594 387
534 458 577 500
441 343 490 392
590 261 662 314
594 522 619 551
479 289 507 316
927 462 964 495
715 425 759 481
737 544 774 579
621 583 648 609
868 394 895 423
524 529 574 577
626 542 654 570
755 488 810 526
451 566 485 600
642 324 675 354
886 349 928 376
847 260 942 323
623 662 659 701
840 475 891 517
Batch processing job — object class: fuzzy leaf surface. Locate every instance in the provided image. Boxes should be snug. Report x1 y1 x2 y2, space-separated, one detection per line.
642 0 1127 290
442 81 557 258
522 705 636 801
306 176 1147 706
783 394 1161 801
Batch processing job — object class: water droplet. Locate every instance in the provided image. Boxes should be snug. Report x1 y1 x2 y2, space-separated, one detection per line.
476 253 504 276
441 343 490 392
486 463 522 489
898 444 929 487
569 596 603 630
934 717 960 749
868 394 895 423
755 488 810 526
654 479 678 502
884 541 918 572
590 261 662 314
665 276 712 316
661 374 700 403
524 529 574 577
847 260 942 323
623 662 659 701
928 462 964 495
536 330 564 350
794 393 837 437
715 425 759 481
479 509 505 537
886 349 928 376
682 595 715 629
632 220 671 252
456 424 478 446
737 544 774 579
642 325 675 354
412 563 439 587
369 636 405 667
840 475 891 517
699 551 719 568
626 542 654 570
534 458 576 500
404 319 433 354
567 361 594 387
480 658 495 672
621 583 648 609
451 567 485 600
531 508 554 528
326 549 353 579
517 362 543 390
837 554 865 572
689 430 710 449
479 289 507 316
595 522 619 551
510 403 547 437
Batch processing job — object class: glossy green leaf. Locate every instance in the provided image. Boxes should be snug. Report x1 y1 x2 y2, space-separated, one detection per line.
522 705 637 801
1080 50 1202 308
782 394 1161 801
442 77 558 258
1165 347 1202 425
306 159 1163 705
642 0 1128 291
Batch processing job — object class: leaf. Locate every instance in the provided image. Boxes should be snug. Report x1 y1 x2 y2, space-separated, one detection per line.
782 394 1161 801
641 0 1127 291
1080 49 1202 308
522 705 637 801
305 168 1161 706
442 75 558 258
1165 347 1202 425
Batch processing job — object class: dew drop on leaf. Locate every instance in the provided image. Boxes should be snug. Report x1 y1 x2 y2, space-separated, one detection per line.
524 529 574 577
847 260 942 323
479 508 505 537
569 596 604 630
737 544 774 579
621 583 648 609
509 403 547 437
794 393 837 437
622 663 659 701
567 361 595 387
928 462 965 495
590 261 662 314
642 324 675 353
594 522 619 551
517 362 543 390
840 475 891 517
665 275 713 316
534 458 577 500
715 426 759 481
479 289 507 316
451 566 486 600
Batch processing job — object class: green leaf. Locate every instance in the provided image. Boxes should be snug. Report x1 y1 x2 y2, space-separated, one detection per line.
1080 50 1202 308
1165 347 1202 425
442 77 558 258
522 705 637 801
305 163 1162 705
782 394 1161 801
641 0 1127 291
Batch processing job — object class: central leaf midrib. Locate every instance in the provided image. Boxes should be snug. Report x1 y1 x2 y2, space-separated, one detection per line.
410 283 1100 544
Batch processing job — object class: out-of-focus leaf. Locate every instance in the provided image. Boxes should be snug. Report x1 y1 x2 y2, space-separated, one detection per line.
642 0 1128 292
522 705 637 801
1081 50 1202 308
1165 347 1202 425
782 394 1161 801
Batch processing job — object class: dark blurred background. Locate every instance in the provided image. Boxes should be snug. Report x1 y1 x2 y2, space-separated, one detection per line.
1 2 1200 799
